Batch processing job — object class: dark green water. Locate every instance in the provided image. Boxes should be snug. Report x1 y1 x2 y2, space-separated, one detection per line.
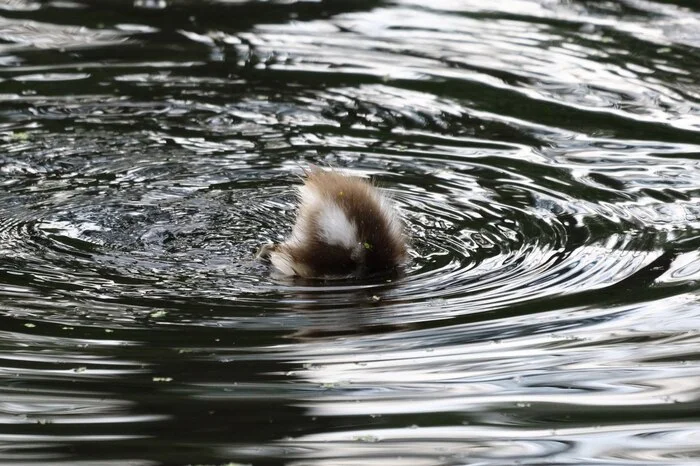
1 0 700 464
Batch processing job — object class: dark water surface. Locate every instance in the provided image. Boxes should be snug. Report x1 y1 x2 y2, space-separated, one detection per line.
1 0 700 464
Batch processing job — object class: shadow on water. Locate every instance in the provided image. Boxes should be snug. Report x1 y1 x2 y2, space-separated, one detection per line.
3 0 383 31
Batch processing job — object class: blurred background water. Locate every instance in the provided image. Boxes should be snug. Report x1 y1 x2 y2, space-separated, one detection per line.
1 0 699 464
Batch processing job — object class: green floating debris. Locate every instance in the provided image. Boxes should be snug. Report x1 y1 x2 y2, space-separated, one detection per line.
11 131 30 141
153 377 173 382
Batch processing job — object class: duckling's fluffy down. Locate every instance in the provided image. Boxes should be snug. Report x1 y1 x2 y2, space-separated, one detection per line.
261 169 407 278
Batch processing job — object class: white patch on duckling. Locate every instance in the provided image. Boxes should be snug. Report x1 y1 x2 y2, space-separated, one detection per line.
269 250 295 276
317 202 358 248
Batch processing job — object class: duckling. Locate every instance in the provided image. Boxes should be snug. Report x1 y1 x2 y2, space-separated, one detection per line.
259 168 407 279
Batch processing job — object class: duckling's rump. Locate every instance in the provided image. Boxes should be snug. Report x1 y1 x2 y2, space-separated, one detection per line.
264 169 407 278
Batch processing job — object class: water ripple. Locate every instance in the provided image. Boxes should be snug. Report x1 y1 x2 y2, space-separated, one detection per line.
1 0 700 464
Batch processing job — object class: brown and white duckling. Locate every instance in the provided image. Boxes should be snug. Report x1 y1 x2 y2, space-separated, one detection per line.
259 168 407 279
